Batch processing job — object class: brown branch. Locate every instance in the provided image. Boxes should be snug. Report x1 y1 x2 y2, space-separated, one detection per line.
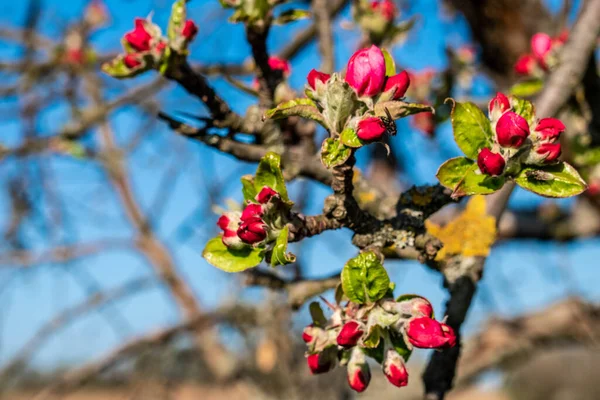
313 0 335 73
422 2 600 397
456 297 600 386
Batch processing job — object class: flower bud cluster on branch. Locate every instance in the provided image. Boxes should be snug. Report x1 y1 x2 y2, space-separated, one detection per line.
302 289 455 393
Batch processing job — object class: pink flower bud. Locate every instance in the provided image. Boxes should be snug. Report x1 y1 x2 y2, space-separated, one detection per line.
256 186 278 204
477 148 505 176
268 56 291 76
336 321 364 348
514 54 536 76
302 325 314 343
347 352 371 393
357 117 387 141
496 111 530 148
371 0 397 22
588 182 600 196
307 69 330 90
406 317 456 349
411 297 434 318
237 216 267 244
217 212 245 249
307 350 336 374
182 20 198 40
124 18 153 52
536 142 561 163
531 33 553 62
383 349 408 387
534 118 565 141
240 204 263 221
124 54 142 69
383 70 410 100
488 92 511 117
345 45 386 97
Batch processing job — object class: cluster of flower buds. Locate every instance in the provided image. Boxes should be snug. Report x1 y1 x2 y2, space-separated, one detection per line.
306 45 410 142
103 7 198 79
84 0 109 29
515 31 568 77
370 0 398 23
477 92 565 177
217 186 284 249
302 295 456 392
353 0 399 43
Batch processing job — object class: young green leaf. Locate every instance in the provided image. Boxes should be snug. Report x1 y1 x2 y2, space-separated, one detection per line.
270 226 296 267
389 330 412 361
374 101 433 120
510 96 536 125
339 127 364 148
381 48 396 77
437 157 504 198
509 79 544 97
515 162 587 198
341 252 390 304
168 0 186 42
202 237 264 272
254 152 289 202
436 157 474 189
273 9 311 25
450 100 493 159
241 175 258 202
309 302 328 327
264 98 328 129
321 138 352 168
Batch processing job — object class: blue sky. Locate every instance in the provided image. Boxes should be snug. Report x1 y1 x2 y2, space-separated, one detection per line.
1 0 598 372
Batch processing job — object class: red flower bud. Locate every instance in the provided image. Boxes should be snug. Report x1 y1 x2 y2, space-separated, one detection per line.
268 56 291 76
182 20 198 40
237 216 267 244
124 54 142 69
488 92 511 117
307 69 330 90
531 33 553 62
124 18 153 52
496 111 530 148
336 321 364 348
406 317 456 349
345 45 386 97
588 182 600 196
307 350 336 374
536 142 561 163
553 30 569 46
240 204 263 221
217 212 245 249
514 54 536 76
534 118 565 141
411 297 434 318
302 325 314 343
357 117 387 141
256 186 278 204
477 148 505 176
383 70 410 100
383 349 408 387
371 0 397 22
347 356 371 393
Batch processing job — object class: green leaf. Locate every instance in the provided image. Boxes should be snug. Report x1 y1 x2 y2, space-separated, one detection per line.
241 175 258 202
362 325 383 348
389 330 412 361
510 96 535 125
341 252 390 304
309 302 327 327
168 0 186 42
339 127 364 148
273 9 311 25
362 340 385 364
450 100 493 159
374 101 433 120
202 237 264 272
323 76 358 133
436 157 504 198
270 226 296 267
515 162 587 198
381 48 396 77
254 152 289 202
264 98 328 129
321 138 351 168
436 157 475 189
510 79 544 97
102 56 148 79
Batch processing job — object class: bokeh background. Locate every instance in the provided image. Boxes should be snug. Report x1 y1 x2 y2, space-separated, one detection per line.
1 0 599 399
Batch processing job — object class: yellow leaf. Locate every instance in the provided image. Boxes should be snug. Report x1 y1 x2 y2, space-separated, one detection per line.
425 196 496 261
